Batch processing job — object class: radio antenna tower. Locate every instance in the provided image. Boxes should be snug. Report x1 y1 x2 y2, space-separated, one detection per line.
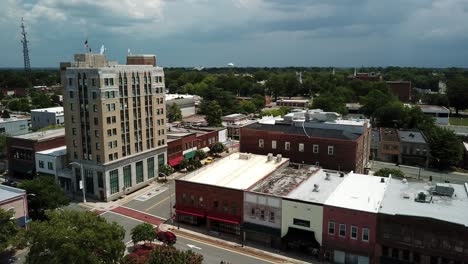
21 18 31 72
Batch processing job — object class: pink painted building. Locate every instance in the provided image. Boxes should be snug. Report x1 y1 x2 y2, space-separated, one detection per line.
322 173 389 264
0 185 29 227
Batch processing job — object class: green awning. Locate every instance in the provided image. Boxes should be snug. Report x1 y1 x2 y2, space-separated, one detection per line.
184 151 196 159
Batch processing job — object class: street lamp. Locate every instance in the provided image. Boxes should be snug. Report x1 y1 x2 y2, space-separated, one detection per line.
160 172 173 225
69 161 86 203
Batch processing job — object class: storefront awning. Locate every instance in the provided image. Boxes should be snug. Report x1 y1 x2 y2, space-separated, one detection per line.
184 151 196 160
175 209 205 218
201 147 210 153
283 227 320 248
168 156 184 166
207 216 240 225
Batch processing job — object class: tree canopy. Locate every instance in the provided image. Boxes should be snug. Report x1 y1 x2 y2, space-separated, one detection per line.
18 176 69 220
311 94 347 115
203 100 223 126
25 210 126 264
168 103 182 123
374 168 405 178
0 208 19 253
424 126 463 170
210 142 225 155
447 74 468 115
123 244 203 264
131 223 157 245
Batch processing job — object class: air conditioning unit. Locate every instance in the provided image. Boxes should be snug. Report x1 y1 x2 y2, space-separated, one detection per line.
313 184 320 192
276 154 282 163
325 173 331 180
267 153 273 162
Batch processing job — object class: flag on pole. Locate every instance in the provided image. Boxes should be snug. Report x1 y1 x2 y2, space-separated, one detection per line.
84 39 89 49
100 44 105 55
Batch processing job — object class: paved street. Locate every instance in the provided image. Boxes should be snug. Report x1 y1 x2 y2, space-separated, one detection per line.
371 160 468 184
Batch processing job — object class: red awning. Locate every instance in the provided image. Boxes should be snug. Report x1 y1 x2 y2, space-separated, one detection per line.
207 216 240 225
168 156 184 166
175 209 205 218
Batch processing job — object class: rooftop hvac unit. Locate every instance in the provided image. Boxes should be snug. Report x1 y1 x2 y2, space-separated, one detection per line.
276 154 282 163
239 153 250 160
313 184 320 192
434 184 455 197
325 173 331 180
267 153 273 162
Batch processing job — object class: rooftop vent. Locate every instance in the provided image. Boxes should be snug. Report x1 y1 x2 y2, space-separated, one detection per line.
267 153 273 162
276 154 282 163
402 193 410 199
313 184 320 192
380 178 385 183
325 173 331 180
414 192 431 203
239 153 251 160
339 172 345 178
402 178 408 184
434 184 455 197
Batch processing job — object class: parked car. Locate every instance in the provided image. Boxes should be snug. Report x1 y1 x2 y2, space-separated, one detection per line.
2 179 18 188
156 231 176 245
204 157 215 165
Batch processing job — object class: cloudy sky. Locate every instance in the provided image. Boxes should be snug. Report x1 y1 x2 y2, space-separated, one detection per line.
2 0 468 68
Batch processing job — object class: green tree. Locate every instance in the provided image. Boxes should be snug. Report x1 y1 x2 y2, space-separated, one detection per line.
31 93 53 109
18 176 70 220
360 90 396 117
266 74 284 100
0 134 6 157
240 100 256 114
312 94 347 115
194 150 207 160
204 100 223 126
374 168 405 178
447 75 468 115
1 110 10 118
25 210 125 264
210 142 225 156
424 126 463 169
131 223 157 245
158 164 174 177
0 208 19 253
168 103 183 123
251 94 266 110
373 101 407 127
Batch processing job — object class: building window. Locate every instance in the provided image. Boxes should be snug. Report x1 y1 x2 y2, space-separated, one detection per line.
339 224 346 237
328 146 334 155
96 143 101 150
328 222 335 235
351 226 358 240
69 91 74 98
362 228 369 242
299 143 304 152
258 139 264 148
92 91 97 99
285 142 290 151
182 193 186 204
157 154 165 166
109 169 119 194
70 103 74 111
68 78 73 86
269 212 275 221
38 160 44 168
313 144 319 153
260 210 265 220
271 140 277 149
96 155 101 163
293 218 310 227
94 117 98 125
250 208 255 216
213 200 219 209
199 196 204 207
97 172 104 188
147 157 155 179
136 161 143 183
47 162 54 170
123 165 132 188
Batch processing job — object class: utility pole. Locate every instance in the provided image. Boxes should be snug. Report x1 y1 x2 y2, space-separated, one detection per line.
21 18 31 73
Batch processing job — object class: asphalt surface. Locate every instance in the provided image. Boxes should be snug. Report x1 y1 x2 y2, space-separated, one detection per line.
371 160 468 184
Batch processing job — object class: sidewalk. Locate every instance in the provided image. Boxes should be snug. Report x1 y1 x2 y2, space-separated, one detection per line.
159 223 315 264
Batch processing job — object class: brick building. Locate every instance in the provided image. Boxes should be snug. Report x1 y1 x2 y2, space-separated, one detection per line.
322 173 388 264
0 185 29 227
7 128 65 178
175 153 289 236
240 110 371 173
386 81 412 102
167 133 197 167
378 180 468 264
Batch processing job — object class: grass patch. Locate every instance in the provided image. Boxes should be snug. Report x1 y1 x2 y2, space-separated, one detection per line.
449 117 468 126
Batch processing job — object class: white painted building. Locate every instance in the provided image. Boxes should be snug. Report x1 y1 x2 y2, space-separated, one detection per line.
35 146 67 176
166 94 196 117
418 105 450 125
0 116 30 135
31 107 65 129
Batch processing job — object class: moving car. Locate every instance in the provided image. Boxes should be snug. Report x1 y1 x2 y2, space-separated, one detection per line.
204 157 214 165
156 230 176 245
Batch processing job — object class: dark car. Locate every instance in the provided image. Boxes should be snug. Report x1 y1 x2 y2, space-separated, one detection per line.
1 179 18 187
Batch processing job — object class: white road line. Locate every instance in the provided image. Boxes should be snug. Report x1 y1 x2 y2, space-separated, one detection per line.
176 234 278 264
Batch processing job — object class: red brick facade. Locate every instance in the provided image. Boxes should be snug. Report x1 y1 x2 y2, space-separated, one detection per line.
175 180 244 231
240 127 371 173
386 81 412 102
322 206 378 263
7 136 65 178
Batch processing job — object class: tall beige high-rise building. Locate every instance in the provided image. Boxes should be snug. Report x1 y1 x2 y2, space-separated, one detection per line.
61 53 167 201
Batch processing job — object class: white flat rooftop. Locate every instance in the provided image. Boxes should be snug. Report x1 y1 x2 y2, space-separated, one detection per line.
31 106 64 114
379 179 468 227
287 169 347 204
36 145 67 156
13 128 65 141
325 173 388 213
418 105 450 112
183 153 289 190
166 94 194 100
